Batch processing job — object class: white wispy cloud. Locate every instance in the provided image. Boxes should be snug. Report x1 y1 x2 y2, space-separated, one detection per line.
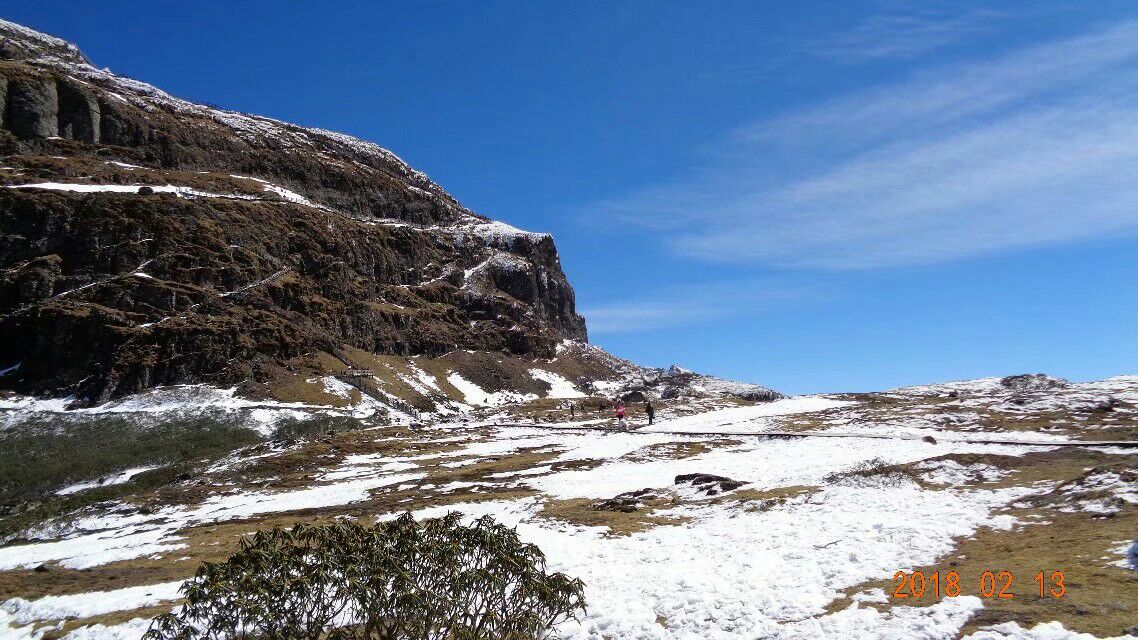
581 281 814 334
807 3 1006 60
595 21 1138 270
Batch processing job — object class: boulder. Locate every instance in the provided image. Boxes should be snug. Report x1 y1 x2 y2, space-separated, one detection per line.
675 473 748 496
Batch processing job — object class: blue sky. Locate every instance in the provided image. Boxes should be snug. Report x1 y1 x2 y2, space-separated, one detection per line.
5 1 1137 393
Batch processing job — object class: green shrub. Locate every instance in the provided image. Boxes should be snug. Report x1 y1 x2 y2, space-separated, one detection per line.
270 413 363 441
145 512 586 640
823 457 921 486
0 411 368 505
0 412 261 505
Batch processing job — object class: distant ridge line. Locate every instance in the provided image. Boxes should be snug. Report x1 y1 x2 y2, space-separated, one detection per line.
487 423 1138 448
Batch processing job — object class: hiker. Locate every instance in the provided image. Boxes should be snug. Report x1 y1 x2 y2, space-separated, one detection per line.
615 401 627 429
645 400 655 425
570 402 576 420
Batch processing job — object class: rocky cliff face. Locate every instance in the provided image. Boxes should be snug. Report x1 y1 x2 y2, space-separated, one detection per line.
0 20 586 403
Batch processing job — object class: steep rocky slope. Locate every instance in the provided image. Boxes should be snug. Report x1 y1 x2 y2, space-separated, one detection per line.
0 20 589 403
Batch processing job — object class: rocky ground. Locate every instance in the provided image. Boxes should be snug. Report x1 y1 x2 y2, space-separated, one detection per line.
0 371 1135 640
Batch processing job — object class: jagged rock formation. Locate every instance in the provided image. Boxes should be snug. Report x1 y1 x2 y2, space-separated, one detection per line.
0 20 586 403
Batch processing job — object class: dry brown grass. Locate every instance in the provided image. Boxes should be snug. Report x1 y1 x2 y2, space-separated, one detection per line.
0 426 500 601
621 441 711 462
823 457 929 488
426 449 562 484
824 448 1138 637
712 485 816 511
538 496 689 536
45 604 172 639
265 375 352 407
0 479 541 603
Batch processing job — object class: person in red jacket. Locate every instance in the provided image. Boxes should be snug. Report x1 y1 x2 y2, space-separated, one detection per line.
615 401 627 428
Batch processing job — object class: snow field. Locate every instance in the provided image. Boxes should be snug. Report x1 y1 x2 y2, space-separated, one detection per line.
2 388 1135 639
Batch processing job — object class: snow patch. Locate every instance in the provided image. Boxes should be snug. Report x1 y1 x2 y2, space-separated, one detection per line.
529 369 585 398
445 373 536 407
55 465 160 496
1 580 182 624
643 396 855 434
0 472 423 571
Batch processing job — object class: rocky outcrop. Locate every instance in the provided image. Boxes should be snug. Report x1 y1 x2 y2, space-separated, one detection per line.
1000 373 1070 392
674 473 748 496
5 76 58 139
0 20 587 403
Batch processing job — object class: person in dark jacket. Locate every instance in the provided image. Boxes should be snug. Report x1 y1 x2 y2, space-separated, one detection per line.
645 400 655 425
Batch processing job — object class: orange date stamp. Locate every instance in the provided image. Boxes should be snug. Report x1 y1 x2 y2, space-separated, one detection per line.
891 570 1066 599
